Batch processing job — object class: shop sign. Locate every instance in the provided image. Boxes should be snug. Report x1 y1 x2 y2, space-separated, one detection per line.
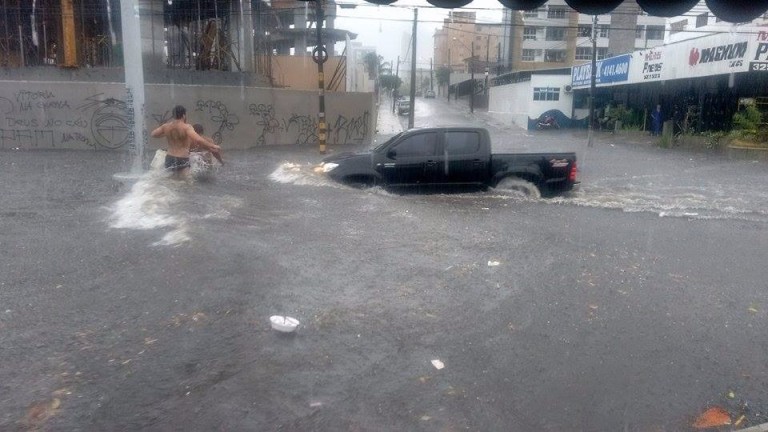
641 49 663 80
572 54 630 87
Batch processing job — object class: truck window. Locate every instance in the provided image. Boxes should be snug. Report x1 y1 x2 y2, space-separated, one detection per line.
392 132 438 157
445 131 481 155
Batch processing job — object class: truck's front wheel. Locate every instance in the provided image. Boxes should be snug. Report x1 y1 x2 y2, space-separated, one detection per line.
494 176 541 198
343 176 377 189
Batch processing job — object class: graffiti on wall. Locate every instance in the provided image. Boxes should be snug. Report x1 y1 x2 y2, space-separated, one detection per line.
332 111 370 145
0 82 374 150
0 89 133 150
248 103 370 146
195 100 239 145
0 90 90 149
78 93 132 150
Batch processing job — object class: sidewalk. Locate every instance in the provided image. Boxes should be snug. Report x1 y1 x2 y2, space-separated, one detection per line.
375 99 404 136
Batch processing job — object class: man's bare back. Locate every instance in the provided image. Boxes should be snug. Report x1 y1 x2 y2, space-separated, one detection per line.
151 105 220 178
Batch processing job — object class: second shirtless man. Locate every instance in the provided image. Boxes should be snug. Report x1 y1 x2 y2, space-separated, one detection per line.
151 105 221 179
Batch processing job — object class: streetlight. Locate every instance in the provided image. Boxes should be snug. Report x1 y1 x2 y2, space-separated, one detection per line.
452 37 475 113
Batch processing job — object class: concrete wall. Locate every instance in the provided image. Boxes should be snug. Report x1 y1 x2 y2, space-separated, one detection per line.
489 73 574 130
489 80 531 130
0 81 375 150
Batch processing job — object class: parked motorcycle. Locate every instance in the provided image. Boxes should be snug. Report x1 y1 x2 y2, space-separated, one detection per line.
536 115 560 130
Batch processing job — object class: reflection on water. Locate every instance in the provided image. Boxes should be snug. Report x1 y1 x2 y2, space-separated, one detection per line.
267 160 768 223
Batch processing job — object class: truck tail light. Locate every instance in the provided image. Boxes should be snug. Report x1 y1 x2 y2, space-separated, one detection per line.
569 162 577 182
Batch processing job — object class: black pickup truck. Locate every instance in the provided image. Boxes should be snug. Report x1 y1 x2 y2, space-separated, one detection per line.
320 127 578 196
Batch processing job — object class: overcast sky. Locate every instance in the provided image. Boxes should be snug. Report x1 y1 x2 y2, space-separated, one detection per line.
334 0 504 70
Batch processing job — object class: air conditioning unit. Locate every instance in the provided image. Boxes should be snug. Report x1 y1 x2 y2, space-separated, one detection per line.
564 84 573 93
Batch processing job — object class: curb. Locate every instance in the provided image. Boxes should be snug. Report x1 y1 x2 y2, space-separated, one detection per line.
736 423 768 432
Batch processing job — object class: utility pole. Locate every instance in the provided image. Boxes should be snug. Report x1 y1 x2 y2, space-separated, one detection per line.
447 49 451 102
393 55 399 113
312 0 328 154
408 8 417 129
470 42 475 114
430 57 433 91
484 36 489 98
119 0 146 173
588 15 597 148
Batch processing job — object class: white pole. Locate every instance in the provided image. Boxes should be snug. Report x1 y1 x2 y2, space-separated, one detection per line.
119 0 146 172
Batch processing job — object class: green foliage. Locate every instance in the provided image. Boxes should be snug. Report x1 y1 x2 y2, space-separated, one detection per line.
603 104 643 130
436 67 451 87
658 134 671 148
363 52 383 80
379 74 402 91
701 131 727 150
732 105 763 132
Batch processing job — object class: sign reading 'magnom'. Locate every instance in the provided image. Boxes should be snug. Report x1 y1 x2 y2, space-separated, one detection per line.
575 31 763 88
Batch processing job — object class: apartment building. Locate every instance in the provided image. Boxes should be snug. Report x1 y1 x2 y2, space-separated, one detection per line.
433 12 504 75
666 0 768 44
505 0 667 71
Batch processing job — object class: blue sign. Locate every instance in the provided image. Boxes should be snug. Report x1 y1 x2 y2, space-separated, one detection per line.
572 54 631 87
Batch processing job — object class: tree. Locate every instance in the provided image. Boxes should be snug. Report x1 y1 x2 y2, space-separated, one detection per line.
436 66 450 87
363 52 383 80
379 74 402 92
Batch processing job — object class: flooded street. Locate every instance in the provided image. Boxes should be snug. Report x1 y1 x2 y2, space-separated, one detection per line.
2 103 768 431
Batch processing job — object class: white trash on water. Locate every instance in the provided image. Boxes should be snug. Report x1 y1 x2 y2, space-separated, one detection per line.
431 359 445 370
270 315 300 333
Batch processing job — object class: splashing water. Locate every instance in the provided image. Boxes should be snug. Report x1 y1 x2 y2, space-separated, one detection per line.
109 170 189 246
269 162 340 187
109 151 240 247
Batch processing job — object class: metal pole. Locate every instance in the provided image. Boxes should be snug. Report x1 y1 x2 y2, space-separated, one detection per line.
429 57 433 91
18 25 24 67
312 0 327 154
447 49 450 102
470 42 474 114
588 15 597 147
119 0 147 172
393 55 399 113
408 8 417 129
484 35 489 97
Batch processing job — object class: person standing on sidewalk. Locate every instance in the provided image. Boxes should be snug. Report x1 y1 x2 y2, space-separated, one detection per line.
650 104 663 136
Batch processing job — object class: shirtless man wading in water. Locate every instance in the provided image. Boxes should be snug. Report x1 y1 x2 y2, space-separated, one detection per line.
151 105 221 179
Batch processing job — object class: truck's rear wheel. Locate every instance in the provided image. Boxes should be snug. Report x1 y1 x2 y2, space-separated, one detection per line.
494 176 541 198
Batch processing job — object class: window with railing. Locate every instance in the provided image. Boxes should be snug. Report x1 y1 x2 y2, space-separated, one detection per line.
524 8 542 18
547 6 568 19
598 25 610 38
546 27 565 41
544 49 566 63
578 25 592 38
575 47 608 60
575 47 591 60
524 27 538 41
646 26 665 40
522 49 536 61
635 25 644 39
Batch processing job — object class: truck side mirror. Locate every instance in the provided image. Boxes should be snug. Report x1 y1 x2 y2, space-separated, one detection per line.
387 149 397 159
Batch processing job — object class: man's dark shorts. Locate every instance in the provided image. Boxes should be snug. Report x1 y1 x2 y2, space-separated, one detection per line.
165 155 190 171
